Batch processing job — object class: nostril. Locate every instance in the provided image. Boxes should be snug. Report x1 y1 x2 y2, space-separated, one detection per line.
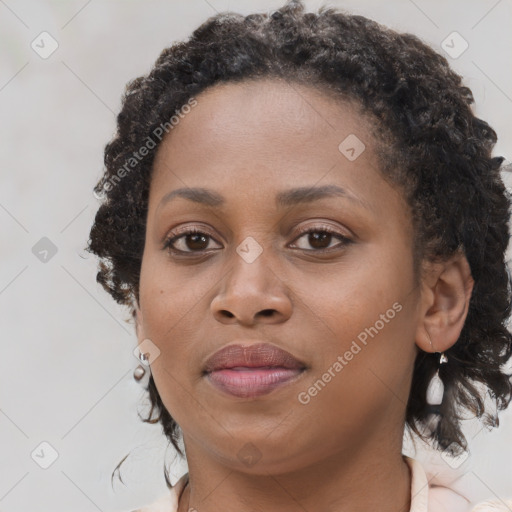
260 309 275 317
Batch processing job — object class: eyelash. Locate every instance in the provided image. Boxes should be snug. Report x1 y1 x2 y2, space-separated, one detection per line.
163 224 352 256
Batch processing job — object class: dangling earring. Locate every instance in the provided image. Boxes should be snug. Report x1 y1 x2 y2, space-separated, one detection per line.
133 350 150 382
133 364 146 381
426 352 448 405
424 351 448 434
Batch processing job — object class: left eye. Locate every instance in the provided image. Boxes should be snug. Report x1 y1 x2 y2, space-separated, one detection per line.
289 227 352 251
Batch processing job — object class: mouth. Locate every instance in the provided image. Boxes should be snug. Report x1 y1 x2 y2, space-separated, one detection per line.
202 342 307 399
205 366 307 398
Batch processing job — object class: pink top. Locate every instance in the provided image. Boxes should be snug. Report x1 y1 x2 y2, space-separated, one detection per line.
131 456 512 512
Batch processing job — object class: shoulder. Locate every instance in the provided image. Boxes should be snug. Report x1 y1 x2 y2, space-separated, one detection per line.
428 489 512 512
130 473 189 512
426 485 512 512
469 499 512 511
405 455 512 512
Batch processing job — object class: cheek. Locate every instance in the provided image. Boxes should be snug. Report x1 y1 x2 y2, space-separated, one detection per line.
296 242 416 394
299 246 411 339
138 254 227 399
293 292 414 449
138 259 204 426
138 258 195 385
139 252 212 339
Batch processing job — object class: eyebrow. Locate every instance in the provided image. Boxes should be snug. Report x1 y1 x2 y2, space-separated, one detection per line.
157 185 372 212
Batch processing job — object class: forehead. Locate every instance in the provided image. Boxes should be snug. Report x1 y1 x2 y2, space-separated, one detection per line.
150 78 383 200
156 78 372 150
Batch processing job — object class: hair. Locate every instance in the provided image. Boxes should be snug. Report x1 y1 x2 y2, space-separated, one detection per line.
86 0 512 489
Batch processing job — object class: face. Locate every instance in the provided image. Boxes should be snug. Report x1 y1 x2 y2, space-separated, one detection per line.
135 78 423 474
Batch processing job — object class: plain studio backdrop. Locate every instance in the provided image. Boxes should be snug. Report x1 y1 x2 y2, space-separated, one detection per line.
1 1 511 511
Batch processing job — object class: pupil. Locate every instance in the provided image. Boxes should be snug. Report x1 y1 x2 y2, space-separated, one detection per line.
187 234 208 250
309 232 330 249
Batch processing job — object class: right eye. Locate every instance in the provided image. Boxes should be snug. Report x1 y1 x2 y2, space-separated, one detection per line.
163 227 222 255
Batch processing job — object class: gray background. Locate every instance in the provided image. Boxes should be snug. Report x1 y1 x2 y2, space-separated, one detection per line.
1 0 511 511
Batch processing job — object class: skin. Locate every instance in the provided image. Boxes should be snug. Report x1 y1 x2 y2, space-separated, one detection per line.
134 78 474 512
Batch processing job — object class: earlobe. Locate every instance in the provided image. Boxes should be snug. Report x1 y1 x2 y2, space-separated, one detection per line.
415 251 474 353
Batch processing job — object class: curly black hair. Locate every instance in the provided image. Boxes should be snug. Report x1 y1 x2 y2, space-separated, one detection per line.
86 0 512 489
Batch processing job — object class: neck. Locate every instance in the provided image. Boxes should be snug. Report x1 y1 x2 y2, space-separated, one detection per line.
177 432 411 512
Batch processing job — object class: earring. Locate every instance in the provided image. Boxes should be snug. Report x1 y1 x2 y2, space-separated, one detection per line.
133 364 146 381
133 350 150 382
426 352 448 405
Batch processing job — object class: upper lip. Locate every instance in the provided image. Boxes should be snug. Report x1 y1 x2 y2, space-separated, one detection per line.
203 342 307 373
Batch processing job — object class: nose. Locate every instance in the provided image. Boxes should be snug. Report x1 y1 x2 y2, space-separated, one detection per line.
210 251 293 326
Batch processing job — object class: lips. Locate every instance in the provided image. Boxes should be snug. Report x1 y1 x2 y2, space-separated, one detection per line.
203 342 306 374
202 342 308 398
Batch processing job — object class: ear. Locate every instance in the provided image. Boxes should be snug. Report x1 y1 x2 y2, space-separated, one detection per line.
415 250 475 353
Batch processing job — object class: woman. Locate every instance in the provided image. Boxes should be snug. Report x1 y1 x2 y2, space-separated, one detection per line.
86 1 512 510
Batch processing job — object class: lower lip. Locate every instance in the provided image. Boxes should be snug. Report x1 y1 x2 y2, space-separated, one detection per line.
206 367 305 398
